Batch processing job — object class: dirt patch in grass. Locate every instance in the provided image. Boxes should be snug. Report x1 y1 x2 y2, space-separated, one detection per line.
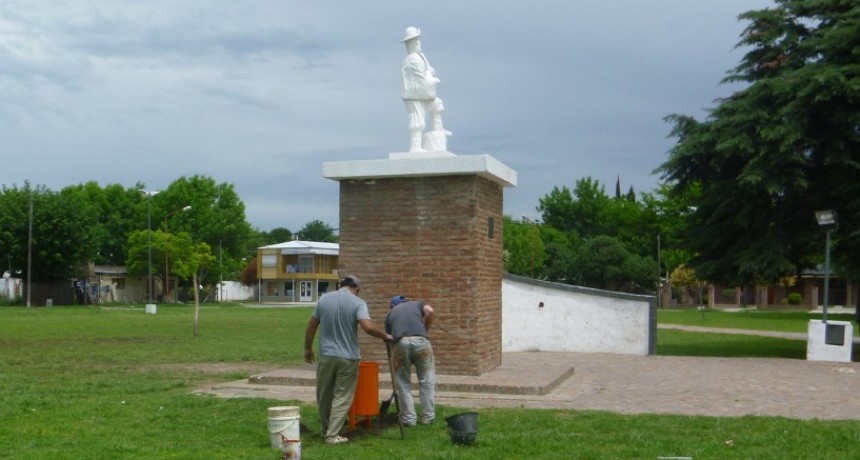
299 412 403 442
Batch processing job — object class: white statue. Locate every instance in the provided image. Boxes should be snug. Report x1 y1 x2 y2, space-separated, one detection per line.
400 26 451 152
421 97 451 151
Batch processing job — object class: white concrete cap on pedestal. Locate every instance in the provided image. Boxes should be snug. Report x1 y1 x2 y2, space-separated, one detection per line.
322 153 517 188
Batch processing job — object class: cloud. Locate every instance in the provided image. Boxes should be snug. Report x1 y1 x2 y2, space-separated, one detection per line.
0 0 776 231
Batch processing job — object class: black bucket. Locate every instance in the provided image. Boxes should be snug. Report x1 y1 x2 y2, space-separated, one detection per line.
445 412 478 445
445 412 478 432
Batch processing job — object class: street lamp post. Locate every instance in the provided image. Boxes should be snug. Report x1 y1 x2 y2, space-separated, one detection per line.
657 233 661 308
4 255 10 300
815 210 837 323
140 190 160 305
164 205 191 303
26 194 32 307
219 239 223 303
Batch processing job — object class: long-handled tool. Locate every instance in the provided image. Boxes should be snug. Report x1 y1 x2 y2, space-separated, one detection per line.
378 386 396 416
379 340 405 439
378 344 396 415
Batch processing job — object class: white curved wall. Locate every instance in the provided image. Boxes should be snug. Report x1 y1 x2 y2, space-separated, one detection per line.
502 274 655 355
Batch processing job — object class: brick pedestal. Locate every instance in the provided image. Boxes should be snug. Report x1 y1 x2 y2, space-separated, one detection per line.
324 154 516 375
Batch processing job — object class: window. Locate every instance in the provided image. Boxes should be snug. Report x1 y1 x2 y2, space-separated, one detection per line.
298 255 313 273
262 255 277 267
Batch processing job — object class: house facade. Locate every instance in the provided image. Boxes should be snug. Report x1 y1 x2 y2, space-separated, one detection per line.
256 240 339 303
87 264 151 303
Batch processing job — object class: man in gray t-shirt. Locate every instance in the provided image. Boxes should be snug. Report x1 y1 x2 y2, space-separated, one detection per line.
304 275 390 444
385 295 436 426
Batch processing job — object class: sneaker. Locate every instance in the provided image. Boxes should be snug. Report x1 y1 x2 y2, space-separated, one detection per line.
419 418 436 425
324 435 348 445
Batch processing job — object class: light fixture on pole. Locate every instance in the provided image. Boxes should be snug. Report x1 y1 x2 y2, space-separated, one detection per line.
140 190 160 305
164 205 191 303
815 210 837 323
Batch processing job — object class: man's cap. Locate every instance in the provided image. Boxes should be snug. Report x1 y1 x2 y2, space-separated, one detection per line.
400 26 421 43
390 295 407 308
341 275 361 288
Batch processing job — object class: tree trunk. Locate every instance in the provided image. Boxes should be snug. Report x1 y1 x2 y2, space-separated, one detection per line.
193 272 200 337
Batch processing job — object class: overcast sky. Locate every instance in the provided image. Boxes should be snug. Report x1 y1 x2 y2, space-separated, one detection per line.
1 0 774 232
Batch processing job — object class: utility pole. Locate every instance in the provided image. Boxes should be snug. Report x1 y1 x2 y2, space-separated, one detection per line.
219 240 223 303
656 233 661 308
26 194 33 307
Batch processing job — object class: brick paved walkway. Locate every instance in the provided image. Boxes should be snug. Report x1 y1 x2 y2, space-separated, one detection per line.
196 327 860 421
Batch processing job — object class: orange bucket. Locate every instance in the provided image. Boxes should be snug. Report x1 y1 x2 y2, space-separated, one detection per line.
348 361 379 428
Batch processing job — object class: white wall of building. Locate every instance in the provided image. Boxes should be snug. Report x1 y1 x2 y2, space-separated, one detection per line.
502 274 656 355
1 277 22 300
218 281 256 301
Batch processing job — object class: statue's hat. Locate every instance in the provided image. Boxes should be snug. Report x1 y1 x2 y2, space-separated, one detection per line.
400 26 421 43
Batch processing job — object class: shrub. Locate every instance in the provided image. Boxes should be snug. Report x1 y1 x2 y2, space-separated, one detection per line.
787 292 803 305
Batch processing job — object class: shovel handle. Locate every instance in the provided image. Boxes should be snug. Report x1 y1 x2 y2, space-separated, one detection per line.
386 340 405 439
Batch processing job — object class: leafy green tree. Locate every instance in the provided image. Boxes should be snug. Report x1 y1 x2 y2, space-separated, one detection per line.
126 230 177 299
570 178 614 237
129 227 214 332
169 238 215 336
169 235 214 284
640 182 698 278
0 185 30 276
577 235 656 293
141 175 254 286
63 182 142 266
502 217 545 278
0 183 100 282
535 177 660 291
262 227 293 245
542 230 579 284
537 186 575 232
604 192 655 259
539 177 657 257
296 219 338 243
657 0 860 285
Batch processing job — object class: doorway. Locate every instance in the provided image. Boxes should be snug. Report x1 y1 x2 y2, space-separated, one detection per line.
299 281 313 302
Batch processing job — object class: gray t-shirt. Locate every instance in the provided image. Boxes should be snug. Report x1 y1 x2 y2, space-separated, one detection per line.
385 300 427 343
312 288 370 360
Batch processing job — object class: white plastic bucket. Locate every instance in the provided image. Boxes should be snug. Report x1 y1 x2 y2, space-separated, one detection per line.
268 406 300 458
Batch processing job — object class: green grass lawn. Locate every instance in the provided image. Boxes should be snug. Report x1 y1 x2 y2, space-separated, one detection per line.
656 328 807 359
657 308 860 359
658 308 859 336
1 304 859 459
